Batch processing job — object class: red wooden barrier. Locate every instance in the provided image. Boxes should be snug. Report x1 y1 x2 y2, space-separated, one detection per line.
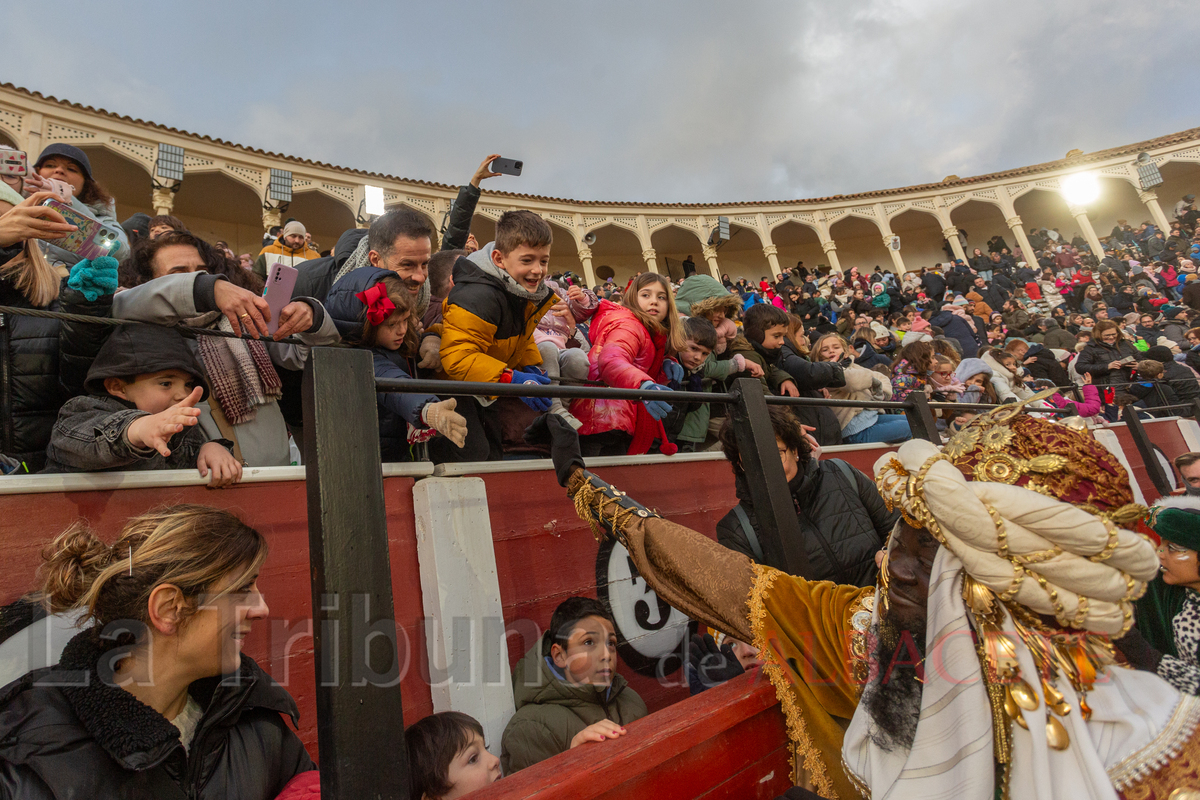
470 669 792 800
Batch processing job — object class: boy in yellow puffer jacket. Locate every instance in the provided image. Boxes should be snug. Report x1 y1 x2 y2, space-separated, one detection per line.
435 210 557 461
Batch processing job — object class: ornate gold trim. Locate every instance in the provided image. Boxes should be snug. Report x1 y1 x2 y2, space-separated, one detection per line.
748 562 839 800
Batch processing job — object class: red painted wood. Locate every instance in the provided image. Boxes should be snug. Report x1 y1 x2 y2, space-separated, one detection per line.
1109 422 1183 503
469 670 790 800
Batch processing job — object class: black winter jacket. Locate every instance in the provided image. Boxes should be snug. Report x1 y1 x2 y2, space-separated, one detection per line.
716 459 898 585
0 268 114 471
1161 360 1200 404
0 629 314 799
777 340 844 446
1076 340 1139 387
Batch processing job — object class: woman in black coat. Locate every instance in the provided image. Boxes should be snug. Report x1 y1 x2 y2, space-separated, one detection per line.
0 506 314 799
1075 320 1139 388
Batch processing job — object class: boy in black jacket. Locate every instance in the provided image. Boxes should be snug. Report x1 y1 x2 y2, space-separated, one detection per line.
45 324 241 485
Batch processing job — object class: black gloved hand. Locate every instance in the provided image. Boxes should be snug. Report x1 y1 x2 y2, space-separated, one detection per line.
1113 625 1164 672
686 632 745 693
524 413 584 487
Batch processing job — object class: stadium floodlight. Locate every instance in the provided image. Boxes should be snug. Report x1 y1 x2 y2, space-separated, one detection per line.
155 143 185 183
268 169 293 203
365 185 386 216
1061 172 1100 206
1136 152 1164 190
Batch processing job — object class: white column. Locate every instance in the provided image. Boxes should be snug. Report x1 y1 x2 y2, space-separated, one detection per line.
701 245 720 279
1139 189 1173 233
1005 215 1038 264
641 248 659 274
1067 204 1106 260
941 225 967 262
763 244 781 275
152 186 174 217
262 205 282 236
413 478 516 754
881 234 907 274
577 247 597 287
820 239 842 272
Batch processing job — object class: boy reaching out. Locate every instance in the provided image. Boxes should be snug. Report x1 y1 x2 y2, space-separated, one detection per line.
501 596 647 773
436 210 559 462
44 325 242 487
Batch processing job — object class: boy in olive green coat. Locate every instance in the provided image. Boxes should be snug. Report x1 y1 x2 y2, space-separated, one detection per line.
501 597 648 773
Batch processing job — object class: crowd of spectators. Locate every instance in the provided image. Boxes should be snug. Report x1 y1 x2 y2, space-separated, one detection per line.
1 141 1199 480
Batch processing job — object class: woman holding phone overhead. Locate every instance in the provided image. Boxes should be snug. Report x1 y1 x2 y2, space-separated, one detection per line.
22 143 130 266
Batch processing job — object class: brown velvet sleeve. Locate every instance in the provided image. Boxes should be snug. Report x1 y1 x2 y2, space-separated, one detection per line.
568 469 756 642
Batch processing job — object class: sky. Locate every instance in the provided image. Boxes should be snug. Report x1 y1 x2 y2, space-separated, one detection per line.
5 0 1196 204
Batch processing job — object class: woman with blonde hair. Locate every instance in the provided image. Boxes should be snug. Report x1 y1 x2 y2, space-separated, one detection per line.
812 332 911 444
0 505 314 798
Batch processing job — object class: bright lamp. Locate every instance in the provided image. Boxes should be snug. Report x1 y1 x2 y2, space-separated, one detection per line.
365 185 385 216
1061 172 1100 206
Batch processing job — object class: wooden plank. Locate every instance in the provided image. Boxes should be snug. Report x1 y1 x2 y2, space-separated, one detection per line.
302 346 410 799
470 671 786 800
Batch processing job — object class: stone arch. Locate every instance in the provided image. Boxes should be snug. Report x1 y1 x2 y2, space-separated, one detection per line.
1012 188 1079 248
888 209 949 271
74 144 154 223
0 129 17 148
714 222 769 282
650 223 704 281
542 219 579 268
828 214 892 273
286 190 357 255
468 213 496 248
1088 177 1152 238
949 200 1011 259
172 170 265 256
179 160 263 199
585 223 643 284
768 221 826 279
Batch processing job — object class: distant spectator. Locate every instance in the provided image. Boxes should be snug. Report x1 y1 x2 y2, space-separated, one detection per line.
148 214 187 239
253 220 320 280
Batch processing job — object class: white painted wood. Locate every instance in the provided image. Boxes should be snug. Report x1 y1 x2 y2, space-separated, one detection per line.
0 462 431 495
412 478 514 754
1177 418 1200 454
1092 428 1147 506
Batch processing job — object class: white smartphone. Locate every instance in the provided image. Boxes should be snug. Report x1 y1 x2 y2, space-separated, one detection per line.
264 262 299 335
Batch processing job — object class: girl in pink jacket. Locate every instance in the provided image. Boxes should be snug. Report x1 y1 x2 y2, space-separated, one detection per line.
570 273 686 456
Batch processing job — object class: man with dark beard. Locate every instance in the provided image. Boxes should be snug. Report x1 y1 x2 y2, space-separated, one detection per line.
540 397 1200 799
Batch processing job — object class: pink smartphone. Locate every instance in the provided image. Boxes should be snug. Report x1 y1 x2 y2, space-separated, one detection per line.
264 262 299 334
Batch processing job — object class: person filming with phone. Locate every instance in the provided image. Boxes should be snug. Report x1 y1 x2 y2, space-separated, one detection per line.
1075 319 1140 390
21 143 129 267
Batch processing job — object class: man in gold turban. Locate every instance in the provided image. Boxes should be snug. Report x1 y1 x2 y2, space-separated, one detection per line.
537 397 1200 799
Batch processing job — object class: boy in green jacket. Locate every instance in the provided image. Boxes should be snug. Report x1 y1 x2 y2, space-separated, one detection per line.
501 597 648 773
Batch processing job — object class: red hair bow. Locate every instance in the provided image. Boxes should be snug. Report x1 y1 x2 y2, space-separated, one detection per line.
356 282 395 325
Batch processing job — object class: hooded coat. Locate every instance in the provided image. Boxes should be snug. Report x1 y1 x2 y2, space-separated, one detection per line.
43 325 232 473
569 301 672 446
778 340 845 446
0 629 314 799
929 309 983 358
1024 346 1071 388
716 458 898 585
674 274 733 316
500 635 647 774
1041 321 1077 351
439 244 555 384
325 266 441 462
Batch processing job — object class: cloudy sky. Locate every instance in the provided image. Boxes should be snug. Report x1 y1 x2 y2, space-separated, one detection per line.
5 0 1194 204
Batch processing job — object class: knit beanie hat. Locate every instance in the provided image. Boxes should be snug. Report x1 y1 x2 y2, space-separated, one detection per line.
282 220 307 239
954 357 993 384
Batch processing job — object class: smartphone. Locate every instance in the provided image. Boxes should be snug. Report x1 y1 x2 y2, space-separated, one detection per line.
40 177 73 202
490 157 523 176
41 199 122 260
0 149 26 177
263 262 299 335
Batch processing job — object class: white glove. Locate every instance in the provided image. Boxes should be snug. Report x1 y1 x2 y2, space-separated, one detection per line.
418 335 442 370
421 398 468 448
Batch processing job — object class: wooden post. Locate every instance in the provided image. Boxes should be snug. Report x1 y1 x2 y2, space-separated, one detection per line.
728 378 810 577
303 347 410 800
905 393 941 443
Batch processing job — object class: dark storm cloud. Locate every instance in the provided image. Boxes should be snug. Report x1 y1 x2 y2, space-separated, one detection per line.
4 0 1195 203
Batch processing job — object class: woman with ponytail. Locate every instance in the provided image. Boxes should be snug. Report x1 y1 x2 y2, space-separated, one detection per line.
0 505 314 799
